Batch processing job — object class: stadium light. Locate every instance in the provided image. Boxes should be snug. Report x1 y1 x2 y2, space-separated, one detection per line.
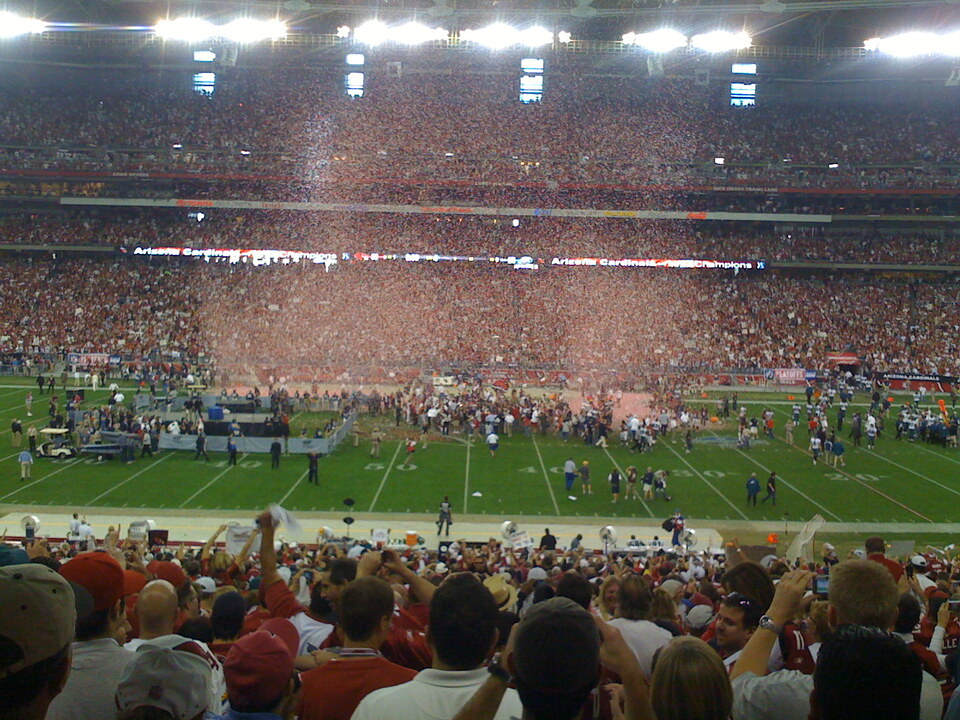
558 31 572 43
393 21 448 44
864 31 960 57
0 12 47 38
155 18 218 42
354 20 389 45
221 19 286 43
460 23 554 49
691 30 752 52
336 25 351 38
622 29 687 52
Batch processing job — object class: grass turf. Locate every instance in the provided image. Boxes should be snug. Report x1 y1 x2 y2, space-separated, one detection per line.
0 380 958 530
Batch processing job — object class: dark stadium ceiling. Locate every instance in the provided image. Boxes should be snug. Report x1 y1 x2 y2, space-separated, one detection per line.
29 0 960 45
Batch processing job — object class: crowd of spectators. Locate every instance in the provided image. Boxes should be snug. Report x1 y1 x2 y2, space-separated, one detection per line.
3 517 960 720
0 71 959 197
0 256 958 380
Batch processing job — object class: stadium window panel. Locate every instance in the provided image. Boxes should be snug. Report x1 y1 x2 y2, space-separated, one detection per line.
192 72 216 95
345 71 365 98
731 62 757 74
520 57 544 74
730 81 756 106
193 50 216 62
519 74 543 103
345 53 365 66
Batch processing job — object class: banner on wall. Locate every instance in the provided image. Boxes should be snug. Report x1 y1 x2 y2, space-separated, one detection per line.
773 368 806 385
874 372 956 393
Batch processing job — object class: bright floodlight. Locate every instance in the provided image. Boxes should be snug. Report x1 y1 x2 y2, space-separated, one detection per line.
0 12 47 38
336 25 351 38
461 23 553 49
355 20 389 45
221 19 287 43
865 31 955 57
557 31 572 43
941 32 960 56
392 21 447 44
155 18 217 42
623 28 687 52
691 30 752 52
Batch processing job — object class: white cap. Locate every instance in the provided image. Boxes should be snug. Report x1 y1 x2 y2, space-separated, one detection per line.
195 577 217 595
434 562 449 574
115 645 209 720
911 555 927 568
528 567 548 581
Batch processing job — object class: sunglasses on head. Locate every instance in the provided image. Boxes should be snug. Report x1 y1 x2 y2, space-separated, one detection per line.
726 592 761 609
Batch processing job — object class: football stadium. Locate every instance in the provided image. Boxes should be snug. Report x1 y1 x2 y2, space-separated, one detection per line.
1 1 960 718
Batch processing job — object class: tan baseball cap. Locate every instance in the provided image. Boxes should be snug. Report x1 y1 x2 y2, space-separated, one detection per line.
0 564 76 678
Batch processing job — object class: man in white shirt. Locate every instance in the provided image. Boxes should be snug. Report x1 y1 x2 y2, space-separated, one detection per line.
486 431 499 457
351 573 523 720
730 561 942 720
46 552 133 720
607 573 672 678
67 513 81 541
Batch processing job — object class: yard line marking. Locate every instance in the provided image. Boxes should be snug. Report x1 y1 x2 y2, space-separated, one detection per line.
863 448 960 500
660 439 749 520
703 429 842 521
530 433 560 514
0 452 21 463
278 468 310 506
177 455 246 508
88 454 172 505
463 441 471 514
763 406 934 521
601 447 654 517
368 441 403 512
0 458 83 500
910 442 960 467
760 405 931 521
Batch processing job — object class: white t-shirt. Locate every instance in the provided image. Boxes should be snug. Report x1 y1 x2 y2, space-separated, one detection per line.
486 433 499 446
352 668 523 720
607 618 673 678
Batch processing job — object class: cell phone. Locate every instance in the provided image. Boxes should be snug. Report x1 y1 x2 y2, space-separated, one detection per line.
948 600 960 614
814 575 830 596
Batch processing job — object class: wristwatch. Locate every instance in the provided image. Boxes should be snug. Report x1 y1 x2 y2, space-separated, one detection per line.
758 615 782 634
487 653 511 683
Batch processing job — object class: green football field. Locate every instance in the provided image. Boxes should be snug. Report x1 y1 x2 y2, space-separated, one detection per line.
0 377 959 528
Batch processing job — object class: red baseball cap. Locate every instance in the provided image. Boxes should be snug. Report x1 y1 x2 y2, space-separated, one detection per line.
147 560 187 590
259 618 300 658
59 551 125 616
123 570 147 596
224 629 295 710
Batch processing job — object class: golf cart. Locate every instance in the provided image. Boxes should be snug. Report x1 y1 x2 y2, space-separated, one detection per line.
37 428 77 459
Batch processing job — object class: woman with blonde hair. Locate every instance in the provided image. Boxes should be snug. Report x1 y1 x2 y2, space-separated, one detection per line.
598 574 620 620
650 636 732 720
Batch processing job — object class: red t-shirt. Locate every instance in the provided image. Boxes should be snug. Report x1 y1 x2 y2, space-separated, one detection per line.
867 553 904 583
297 655 416 720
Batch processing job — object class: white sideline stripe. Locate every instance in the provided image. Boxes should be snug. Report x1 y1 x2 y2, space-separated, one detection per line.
601 447 654 517
177 454 247 508
661 439 749 520
0 458 83 500
368 441 403 512
463 441 471 514
87 454 171 505
530 432 560 514
278 468 311 506
705 429 843 521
